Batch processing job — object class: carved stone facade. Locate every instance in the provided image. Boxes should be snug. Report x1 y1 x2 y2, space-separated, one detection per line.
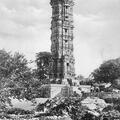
50 0 75 84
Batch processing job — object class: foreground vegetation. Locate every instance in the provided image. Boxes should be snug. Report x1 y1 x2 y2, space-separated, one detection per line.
1 49 120 119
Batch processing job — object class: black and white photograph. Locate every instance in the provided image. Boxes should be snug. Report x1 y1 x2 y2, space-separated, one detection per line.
0 0 120 120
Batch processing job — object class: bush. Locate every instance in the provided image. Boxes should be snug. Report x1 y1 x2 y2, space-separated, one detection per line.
0 113 11 119
104 97 120 104
6 108 33 115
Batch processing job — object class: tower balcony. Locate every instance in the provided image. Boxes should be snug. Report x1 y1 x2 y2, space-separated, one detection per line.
61 34 74 39
50 0 74 5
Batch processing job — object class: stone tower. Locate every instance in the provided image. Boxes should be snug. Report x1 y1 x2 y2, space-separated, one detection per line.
50 0 75 84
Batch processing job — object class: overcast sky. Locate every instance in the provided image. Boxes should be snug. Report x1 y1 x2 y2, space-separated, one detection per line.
0 0 120 77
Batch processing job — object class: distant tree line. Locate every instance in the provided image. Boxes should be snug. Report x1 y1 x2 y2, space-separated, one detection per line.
91 58 120 88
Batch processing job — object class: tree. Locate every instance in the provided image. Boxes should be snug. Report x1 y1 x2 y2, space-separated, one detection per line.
0 49 35 110
0 49 14 110
35 52 52 84
91 58 120 83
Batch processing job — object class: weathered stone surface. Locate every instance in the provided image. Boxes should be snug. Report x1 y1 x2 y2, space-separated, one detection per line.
43 84 66 98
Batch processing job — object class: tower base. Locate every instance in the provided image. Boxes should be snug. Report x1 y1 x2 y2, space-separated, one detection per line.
62 78 69 85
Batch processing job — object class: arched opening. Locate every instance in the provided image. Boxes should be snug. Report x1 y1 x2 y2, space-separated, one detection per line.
67 63 69 66
65 28 68 33
67 63 69 72
65 6 68 9
65 40 68 43
65 16 68 19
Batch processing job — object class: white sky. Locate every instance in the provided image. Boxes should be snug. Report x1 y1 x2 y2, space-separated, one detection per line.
0 0 120 77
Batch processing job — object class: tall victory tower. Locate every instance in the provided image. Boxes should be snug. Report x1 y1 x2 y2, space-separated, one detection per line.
50 0 75 84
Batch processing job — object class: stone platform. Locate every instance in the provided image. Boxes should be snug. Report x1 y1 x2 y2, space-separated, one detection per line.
41 84 73 98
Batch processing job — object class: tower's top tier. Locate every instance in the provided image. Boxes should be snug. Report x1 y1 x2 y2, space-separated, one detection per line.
50 0 74 6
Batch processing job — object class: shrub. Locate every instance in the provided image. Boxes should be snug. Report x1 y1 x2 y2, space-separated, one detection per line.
6 108 33 115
